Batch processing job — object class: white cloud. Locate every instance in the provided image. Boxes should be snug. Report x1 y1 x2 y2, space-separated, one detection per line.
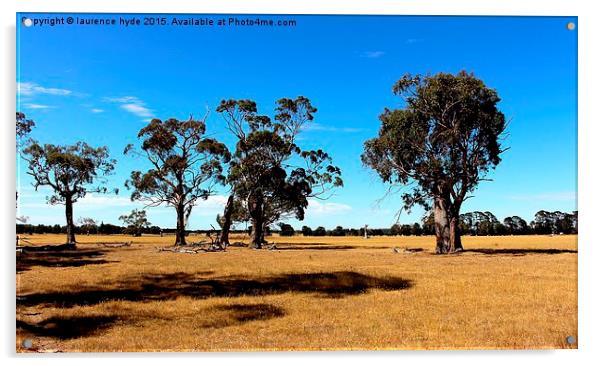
104 96 138 103
78 193 133 207
360 51 385 58
306 199 352 216
105 96 154 118
19 193 134 209
17 81 72 96
91 108 104 113
122 103 153 117
302 123 364 133
23 103 53 109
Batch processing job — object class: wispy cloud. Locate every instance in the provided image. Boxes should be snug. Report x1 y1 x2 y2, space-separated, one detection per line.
360 51 385 58
23 103 53 110
507 191 576 202
303 123 364 133
19 193 133 209
405 38 423 44
105 96 154 118
17 81 72 96
91 108 104 113
306 199 352 216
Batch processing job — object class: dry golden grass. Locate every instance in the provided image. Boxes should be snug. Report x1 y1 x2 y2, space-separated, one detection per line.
16 233 577 352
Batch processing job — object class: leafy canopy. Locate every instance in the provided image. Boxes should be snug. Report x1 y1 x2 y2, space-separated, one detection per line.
16 112 35 143
22 141 117 204
125 117 230 208
362 71 507 212
217 97 343 224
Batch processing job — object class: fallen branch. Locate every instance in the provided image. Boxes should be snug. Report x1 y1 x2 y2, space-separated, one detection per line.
155 246 206 254
99 241 132 248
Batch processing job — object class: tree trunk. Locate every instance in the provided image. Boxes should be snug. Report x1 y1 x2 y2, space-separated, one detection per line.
433 196 464 254
449 213 464 252
175 201 187 246
248 194 264 249
434 196 450 254
217 195 234 248
65 196 76 245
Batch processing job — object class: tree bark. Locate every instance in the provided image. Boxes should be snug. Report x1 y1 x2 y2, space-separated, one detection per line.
248 194 264 249
65 196 76 245
434 196 450 254
217 194 234 248
433 196 464 254
449 212 464 252
175 200 187 246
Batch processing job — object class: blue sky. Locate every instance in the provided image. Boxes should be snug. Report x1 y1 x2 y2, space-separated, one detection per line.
16 14 577 230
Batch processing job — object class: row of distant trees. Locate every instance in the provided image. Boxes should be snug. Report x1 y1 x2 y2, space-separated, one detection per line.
17 209 577 237
272 209 578 237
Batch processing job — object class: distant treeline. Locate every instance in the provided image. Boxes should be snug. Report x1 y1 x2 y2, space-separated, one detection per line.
17 222 160 235
16 221 251 236
16 210 576 237
283 210 578 237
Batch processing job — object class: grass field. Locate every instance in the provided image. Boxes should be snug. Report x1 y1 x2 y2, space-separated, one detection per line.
16 233 578 352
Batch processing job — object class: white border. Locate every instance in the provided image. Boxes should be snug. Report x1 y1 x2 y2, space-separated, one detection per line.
2 1 600 365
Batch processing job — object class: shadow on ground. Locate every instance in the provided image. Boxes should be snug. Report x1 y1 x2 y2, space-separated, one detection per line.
201 304 287 329
16 303 287 341
17 249 113 273
462 248 578 256
17 315 118 340
17 271 412 308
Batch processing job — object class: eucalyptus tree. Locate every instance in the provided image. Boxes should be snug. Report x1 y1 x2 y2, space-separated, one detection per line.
119 209 151 237
125 117 230 246
216 97 343 249
16 112 36 207
16 112 35 146
362 71 507 253
22 141 117 245
215 195 248 247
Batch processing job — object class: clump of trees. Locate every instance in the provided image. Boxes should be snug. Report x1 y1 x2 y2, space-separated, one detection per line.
215 97 343 249
78 217 98 235
362 71 507 253
530 210 577 235
119 209 151 237
278 223 295 237
125 117 230 246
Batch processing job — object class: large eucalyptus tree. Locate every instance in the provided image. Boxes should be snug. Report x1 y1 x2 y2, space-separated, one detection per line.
362 71 507 253
125 117 230 246
216 97 343 249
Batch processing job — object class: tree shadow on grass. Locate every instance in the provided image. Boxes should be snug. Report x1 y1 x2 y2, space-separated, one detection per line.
201 304 287 329
16 304 286 340
462 248 578 256
17 249 114 273
17 315 118 340
17 271 412 308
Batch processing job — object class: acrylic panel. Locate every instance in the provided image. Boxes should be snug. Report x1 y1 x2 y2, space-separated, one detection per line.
16 13 578 352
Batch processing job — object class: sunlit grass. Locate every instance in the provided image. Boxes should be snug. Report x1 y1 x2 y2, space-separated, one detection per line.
16 234 577 352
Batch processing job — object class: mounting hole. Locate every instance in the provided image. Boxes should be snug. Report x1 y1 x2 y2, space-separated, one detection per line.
566 335 576 345
22 18 32 27
21 339 33 348
567 22 576 31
